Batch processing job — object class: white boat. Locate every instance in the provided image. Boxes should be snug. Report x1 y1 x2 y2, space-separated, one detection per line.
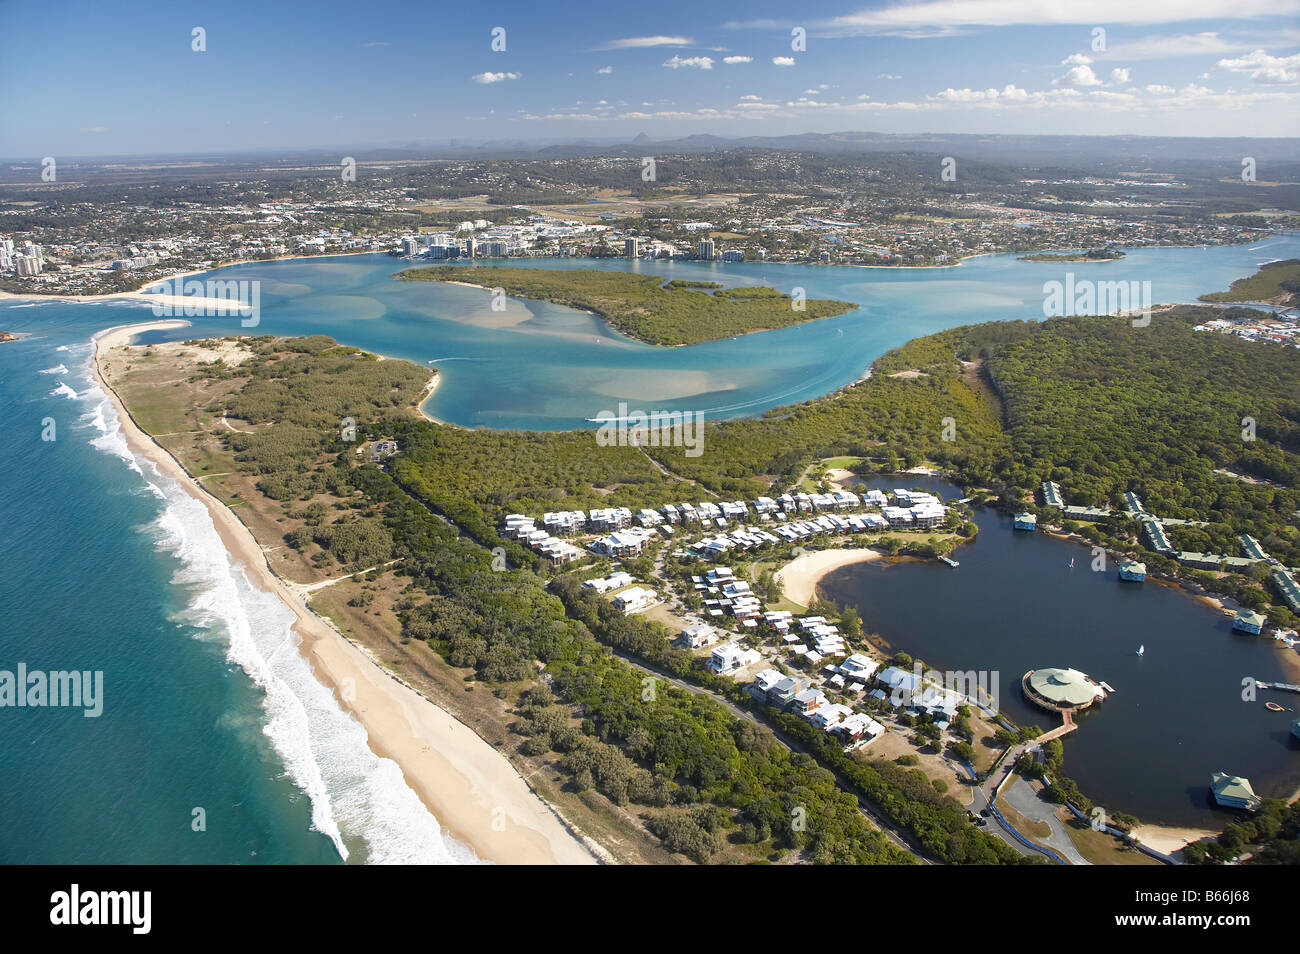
1136 644 1145 656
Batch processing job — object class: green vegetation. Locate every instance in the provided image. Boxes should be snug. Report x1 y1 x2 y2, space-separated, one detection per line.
167 302 1300 858
1182 799 1300 865
1019 248 1124 262
398 265 858 345
1200 258 1300 306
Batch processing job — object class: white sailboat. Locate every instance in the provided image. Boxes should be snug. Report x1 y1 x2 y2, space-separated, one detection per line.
1069 557 1075 569
1136 644 1145 656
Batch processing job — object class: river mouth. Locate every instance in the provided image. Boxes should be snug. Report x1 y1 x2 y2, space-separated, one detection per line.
37 233 1295 431
817 477 1300 828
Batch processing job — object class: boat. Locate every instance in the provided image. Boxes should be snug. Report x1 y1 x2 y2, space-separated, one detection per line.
1265 702 1286 712
1069 557 1075 569
1136 644 1145 656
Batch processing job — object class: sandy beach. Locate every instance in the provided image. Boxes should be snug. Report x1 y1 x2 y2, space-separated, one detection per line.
1131 824 1218 856
93 320 599 865
776 547 883 606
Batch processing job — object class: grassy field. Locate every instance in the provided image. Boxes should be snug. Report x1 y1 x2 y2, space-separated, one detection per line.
1199 258 1300 305
399 265 858 345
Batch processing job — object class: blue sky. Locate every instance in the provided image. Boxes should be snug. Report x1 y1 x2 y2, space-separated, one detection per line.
1 0 1298 157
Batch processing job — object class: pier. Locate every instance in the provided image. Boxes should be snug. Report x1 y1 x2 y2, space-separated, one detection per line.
938 555 960 568
1255 680 1300 694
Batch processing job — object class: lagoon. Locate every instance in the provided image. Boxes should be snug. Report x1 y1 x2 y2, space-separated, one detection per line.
819 478 1300 828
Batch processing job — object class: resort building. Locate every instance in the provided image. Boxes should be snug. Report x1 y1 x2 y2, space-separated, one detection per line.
1232 610 1265 635
1238 534 1270 563
1142 518 1175 555
1041 481 1064 509
680 623 718 649
1022 667 1106 712
1064 504 1112 522
612 586 657 614
709 642 761 674
1272 567 1300 613
1012 512 1037 531
1210 772 1262 812
1118 559 1146 582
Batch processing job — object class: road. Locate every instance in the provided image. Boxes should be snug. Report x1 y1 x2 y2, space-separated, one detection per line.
607 648 934 864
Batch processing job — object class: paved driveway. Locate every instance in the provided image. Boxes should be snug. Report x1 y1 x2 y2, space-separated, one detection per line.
1002 778 1091 866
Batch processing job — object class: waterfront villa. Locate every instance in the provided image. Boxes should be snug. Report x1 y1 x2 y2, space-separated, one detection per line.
1118 559 1147 582
1210 772 1262 812
1023 667 1106 712
1012 512 1037 531
1232 609 1266 635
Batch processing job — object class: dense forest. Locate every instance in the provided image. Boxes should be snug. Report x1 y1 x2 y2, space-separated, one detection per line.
399 265 857 345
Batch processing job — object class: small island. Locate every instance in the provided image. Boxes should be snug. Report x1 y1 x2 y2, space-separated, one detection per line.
398 266 858 346
1018 248 1125 263
0 331 16 343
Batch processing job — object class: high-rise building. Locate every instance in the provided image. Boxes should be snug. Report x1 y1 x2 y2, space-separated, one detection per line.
624 237 640 258
721 249 744 262
697 239 715 261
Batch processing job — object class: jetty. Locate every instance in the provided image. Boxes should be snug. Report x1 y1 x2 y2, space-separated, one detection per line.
938 555 960 568
1255 680 1300 694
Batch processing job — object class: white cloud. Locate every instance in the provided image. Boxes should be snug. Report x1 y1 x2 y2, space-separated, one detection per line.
1100 31 1249 59
772 56 796 66
723 55 753 64
1062 53 1093 65
1110 67 1132 83
472 71 520 84
663 55 714 69
1145 83 1176 93
606 36 692 49
1054 64 1103 86
597 65 613 74
876 73 902 79
732 1 1300 38
933 84 1030 102
1215 48 1300 84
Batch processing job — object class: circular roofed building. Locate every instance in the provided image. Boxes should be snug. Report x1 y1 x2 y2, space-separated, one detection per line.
1023 667 1105 712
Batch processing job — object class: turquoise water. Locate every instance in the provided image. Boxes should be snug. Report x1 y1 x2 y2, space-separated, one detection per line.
1 235 1295 862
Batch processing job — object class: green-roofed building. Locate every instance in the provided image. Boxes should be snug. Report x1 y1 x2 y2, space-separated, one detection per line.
1210 772 1262 812
1042 481 1064 509
1272 567 1300 613
1024 667 1105 711
1118 559 1146 582
1232 610 1265 635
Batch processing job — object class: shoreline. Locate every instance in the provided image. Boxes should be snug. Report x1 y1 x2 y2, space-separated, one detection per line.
775 547 884 606
92 320 599 866
0 232 1271 306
